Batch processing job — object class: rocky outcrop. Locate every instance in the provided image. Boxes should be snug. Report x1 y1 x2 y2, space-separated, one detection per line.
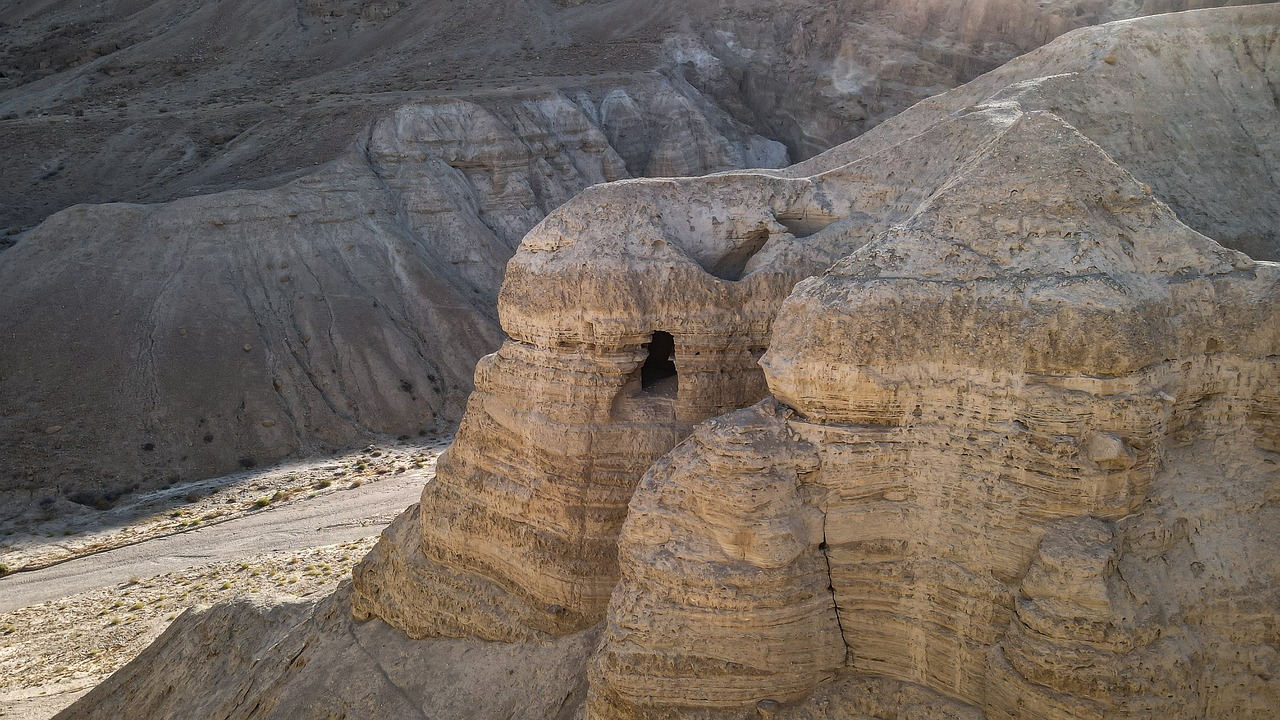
0 79 782 508
56 6 1280 720
590 25 1280 717
352 4 1280 654
54 582 600 720
349 172 863 639
2 0 1263 504
347 76 1072 642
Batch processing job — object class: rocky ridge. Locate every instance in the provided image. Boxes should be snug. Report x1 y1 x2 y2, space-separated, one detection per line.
3 0 1257 230
0 0 1263 505
51 5 1280 720
0 76 781 510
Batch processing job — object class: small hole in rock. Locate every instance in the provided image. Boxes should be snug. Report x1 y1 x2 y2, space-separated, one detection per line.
641 331 678 394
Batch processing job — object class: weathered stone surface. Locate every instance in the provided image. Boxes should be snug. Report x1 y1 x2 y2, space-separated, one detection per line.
353 3 1280 660
590 400 844 716
351 172 868 639
592 56 1280 720
53 6 1280 720
54 583 600 720
0 79 782 509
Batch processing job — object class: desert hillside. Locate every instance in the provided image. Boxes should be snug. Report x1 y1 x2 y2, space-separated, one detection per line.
5 0 1258 509
50 6 1280 720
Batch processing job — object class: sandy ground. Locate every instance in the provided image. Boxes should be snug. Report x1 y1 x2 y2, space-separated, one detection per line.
0 441 447 720
0 438 447 575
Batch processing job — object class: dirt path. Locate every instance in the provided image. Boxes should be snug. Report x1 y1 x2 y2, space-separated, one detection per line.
0 445 443 719
0 471 422 614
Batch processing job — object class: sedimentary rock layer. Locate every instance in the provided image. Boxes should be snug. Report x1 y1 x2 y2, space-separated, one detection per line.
591 66 1279 720
54 583 600 720
353 5 1280 653
351 173 864 639
0 79 781 507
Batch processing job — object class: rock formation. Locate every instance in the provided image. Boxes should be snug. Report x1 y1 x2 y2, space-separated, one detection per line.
591 105 1279 718
54 5 1280 719
0 78 782 509
0 0 1261 505
349 169 863 640
352 3 1280 652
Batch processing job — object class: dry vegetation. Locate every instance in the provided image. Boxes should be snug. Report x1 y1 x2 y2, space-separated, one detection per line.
0 440 445 574
0 539 375 708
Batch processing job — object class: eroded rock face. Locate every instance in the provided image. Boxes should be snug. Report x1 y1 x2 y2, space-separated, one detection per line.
0 79 782 508
351 173 867 639
54 583 600 720
347 70 1082 643
352 3 1280 664
590 77 1279 720
53 6 1280 720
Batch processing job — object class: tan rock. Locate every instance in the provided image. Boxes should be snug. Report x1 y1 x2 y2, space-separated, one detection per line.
352 172 869 639
593 62 1280 720
53 583 600 720
53 6 1280 720
0 80 782 505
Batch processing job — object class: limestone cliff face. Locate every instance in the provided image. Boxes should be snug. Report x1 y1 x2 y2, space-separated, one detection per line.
590 50 1280 720
347 71 1092 643
351 4 1280 664
0 79 780 507
350 173 864 639
53 6 1280 720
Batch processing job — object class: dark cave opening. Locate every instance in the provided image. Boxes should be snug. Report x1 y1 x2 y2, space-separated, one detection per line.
640 331 678 393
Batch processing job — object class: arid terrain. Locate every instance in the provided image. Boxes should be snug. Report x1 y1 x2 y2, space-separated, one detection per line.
1 1 1277 719
5 0 1265 512
0 441 445 718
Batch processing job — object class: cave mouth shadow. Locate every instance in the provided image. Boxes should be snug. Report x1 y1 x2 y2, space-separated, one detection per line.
640 331 678 395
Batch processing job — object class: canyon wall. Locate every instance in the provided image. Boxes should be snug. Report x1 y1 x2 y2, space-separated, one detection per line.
591 106 1279 719
0 78 779 507
52 6 1280 719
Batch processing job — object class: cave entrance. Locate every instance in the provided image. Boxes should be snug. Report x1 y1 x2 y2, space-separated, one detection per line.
640 331 678 394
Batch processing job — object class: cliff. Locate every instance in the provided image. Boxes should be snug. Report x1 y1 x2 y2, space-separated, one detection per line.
54 5 1280 719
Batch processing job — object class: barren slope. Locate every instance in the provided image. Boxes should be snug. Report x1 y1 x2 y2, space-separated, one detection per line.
3 0 1261 231
53 6 1280 720
4 0 1258 504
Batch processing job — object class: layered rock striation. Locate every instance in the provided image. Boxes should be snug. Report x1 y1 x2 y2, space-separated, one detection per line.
0 78 783 508
350 173 861 639
353 6 1280 659
590 22 1280 718
54 6 1280 720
